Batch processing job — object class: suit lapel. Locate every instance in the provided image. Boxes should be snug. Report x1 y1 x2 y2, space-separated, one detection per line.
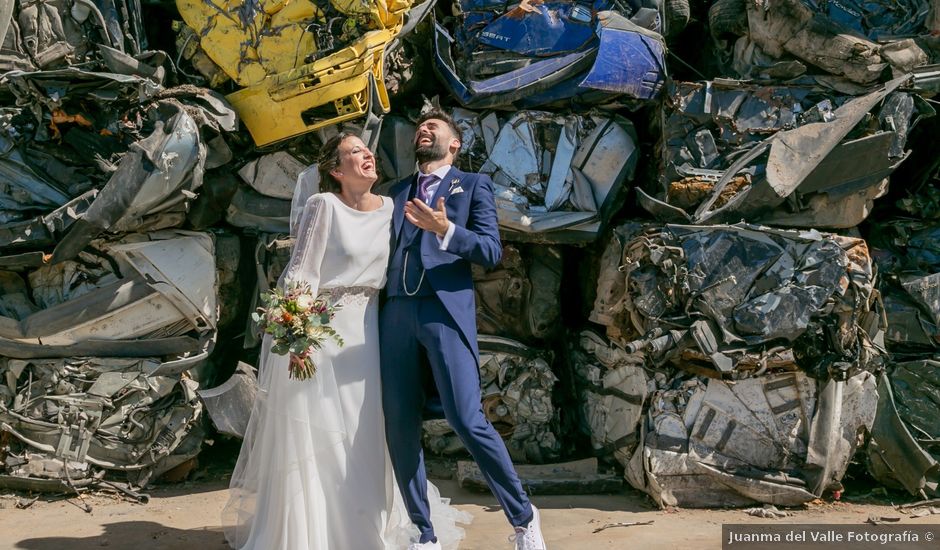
429 167 462 209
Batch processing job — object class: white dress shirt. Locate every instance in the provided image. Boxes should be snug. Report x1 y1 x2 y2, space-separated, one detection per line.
416 164 456 250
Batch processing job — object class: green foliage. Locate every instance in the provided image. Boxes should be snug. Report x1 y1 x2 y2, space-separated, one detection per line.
254 281 344 380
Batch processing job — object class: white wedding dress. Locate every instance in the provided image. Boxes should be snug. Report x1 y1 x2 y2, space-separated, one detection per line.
223 192 470 550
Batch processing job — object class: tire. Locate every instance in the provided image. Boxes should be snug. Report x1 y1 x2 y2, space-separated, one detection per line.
663 0 691 37
708 0 748 41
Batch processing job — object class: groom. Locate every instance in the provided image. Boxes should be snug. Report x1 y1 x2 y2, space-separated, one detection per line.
380 110 547 550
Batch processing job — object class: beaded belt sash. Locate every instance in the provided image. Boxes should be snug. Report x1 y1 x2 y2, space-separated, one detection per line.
320 286 379 305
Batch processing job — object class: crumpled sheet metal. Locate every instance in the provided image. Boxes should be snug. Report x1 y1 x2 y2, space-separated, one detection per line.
571 330 647 468
376 115 418 189
625 370 878 507
869 220 940 352
641 76 918 228
744 0 930 85
591 223 885 379
197 362 258 439
472 244 562 342
49 101 205 263
238 152 307 201
589 222 644 339
225 186 292 234
433 6 666 110
868 363 940 497
2 65 163 115
0 231 217 359
0 355 204 489
457 109 637 242
0 132 72 225
0 0 149 74
175 0 415 86
0 71 155 228
423 335 560 464
212 230 244 331
0 71 235 251
175 0 420 145
882 273 940 351
0 0 237 492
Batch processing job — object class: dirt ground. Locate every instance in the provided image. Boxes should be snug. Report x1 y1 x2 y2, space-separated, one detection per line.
2 464 938 550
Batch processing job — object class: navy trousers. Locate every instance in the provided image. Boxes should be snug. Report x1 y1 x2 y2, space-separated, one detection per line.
380 296 532 542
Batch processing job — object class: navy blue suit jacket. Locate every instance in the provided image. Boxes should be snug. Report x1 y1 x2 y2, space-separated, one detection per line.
389 167 502 362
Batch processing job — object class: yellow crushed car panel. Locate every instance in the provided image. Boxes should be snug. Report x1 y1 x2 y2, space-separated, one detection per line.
227 29 393 146
176 0 412 145
175 0 324 86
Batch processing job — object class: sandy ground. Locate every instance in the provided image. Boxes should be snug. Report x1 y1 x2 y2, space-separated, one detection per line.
2 473 938 550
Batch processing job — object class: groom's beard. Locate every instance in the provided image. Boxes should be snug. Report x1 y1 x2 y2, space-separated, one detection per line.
415 137 447 164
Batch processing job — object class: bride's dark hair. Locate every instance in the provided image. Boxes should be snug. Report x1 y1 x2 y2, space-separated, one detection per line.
317 131 360 193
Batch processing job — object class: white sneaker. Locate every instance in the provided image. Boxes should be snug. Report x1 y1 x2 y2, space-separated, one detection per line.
409 540 442 550
509 505 547 550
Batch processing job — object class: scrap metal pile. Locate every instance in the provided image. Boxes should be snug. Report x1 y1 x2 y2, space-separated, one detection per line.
0 0 231 494
863 202 940 498
1 0 940 507
585 223 885 506
641 77 923 229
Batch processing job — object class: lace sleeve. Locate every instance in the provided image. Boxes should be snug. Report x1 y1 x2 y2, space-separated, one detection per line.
281 194 332 294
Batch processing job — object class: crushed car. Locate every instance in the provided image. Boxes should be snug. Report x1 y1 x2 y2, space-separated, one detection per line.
867 361 940 498
572 323 879 508
626 368 878 507
0 230 217 491
423 335 560 463
448 108 639 242
709 0 938 85
0 231 217 359
570 329 647 468
174 0 430 145
591 222 885 378
433 2 669 110
472 243 563 342
583 221 886 506
867 219 940 353
639 76 931 229
1 355 205 492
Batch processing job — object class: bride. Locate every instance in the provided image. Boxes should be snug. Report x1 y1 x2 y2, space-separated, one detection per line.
222 132 470 549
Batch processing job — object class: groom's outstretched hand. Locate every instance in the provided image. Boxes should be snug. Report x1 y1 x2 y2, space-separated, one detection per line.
405 198 450 237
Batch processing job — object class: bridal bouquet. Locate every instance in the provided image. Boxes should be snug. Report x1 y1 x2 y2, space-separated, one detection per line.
252 281 343 380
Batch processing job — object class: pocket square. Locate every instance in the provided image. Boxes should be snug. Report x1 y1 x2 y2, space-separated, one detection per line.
448 178 464 195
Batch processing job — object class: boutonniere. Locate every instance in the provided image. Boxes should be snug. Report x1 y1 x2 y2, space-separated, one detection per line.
448 178 464 195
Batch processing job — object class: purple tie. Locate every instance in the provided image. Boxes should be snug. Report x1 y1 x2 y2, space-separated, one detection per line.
417 174 436 203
